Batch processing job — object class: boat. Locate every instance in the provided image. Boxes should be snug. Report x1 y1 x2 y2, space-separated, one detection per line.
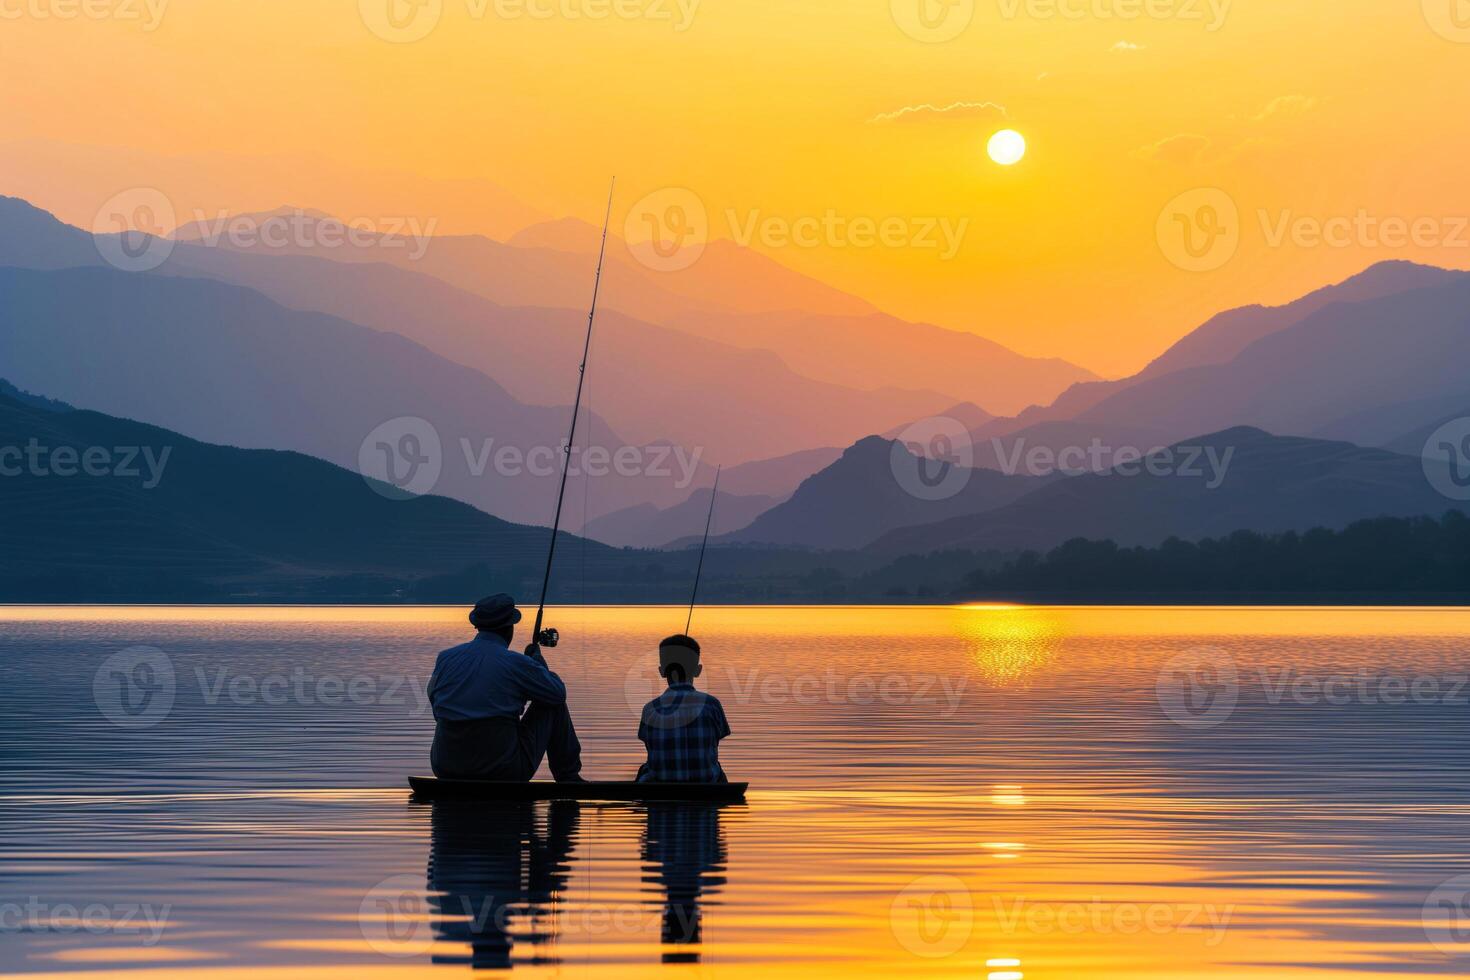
408 776 748 802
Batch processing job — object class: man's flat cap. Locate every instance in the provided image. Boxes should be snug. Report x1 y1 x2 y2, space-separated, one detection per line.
469 593 523 631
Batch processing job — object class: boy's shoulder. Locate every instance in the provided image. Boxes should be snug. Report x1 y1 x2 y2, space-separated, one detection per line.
641 685 720 712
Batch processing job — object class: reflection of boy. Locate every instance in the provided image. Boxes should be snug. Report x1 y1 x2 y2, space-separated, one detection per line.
637 635 730 783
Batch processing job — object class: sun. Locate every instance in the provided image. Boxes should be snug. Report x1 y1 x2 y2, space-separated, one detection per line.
988 129 1026 166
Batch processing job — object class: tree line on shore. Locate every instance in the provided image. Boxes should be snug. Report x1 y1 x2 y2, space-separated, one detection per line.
962 511 1470 598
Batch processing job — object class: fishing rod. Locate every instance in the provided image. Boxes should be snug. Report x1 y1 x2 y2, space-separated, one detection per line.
528 178 616 655
684 465 721 635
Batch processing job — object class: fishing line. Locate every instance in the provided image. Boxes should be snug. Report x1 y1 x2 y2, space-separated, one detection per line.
529 177 615 654
685 465 721 636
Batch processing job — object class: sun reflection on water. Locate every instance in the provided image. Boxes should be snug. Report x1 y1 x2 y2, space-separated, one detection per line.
952 606 1062 688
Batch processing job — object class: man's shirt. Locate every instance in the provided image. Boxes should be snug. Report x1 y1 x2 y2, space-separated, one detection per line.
637 683 730 783
427 633 566 722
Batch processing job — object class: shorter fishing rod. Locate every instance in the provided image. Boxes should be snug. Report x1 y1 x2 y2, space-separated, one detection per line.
685 465 721 635
528 178 615 655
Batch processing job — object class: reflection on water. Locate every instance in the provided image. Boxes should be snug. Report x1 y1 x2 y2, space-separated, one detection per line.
2 605 1470 977
420 800 731 969
954 606 1060 687
427 801 580 969
642 803 728 962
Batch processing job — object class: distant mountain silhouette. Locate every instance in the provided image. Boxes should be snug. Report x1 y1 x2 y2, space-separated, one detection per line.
0 194 98 268
163 201 1093 416
583 488 781 548
716 435 1049 549
0 265 632 526
1310 394 1470 451
711 445 842 498
0 390 919 603
0 390 611 599
171 206 883 325
2 196 959 466
968 419 1180 473
882 402 995 439
1060 278 1470 448
1381 407 1470 459
163 242 954 463
509 216 879 318
972 260 1467 441
874 428 1464 554
667 310 1095 417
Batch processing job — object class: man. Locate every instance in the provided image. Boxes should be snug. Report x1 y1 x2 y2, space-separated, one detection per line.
427 594 584 782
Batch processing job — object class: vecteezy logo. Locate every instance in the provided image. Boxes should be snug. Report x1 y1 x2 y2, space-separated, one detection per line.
1422 417 1470 501
1424 874 1470 957
92 188 176 273
93 646 176 729
1422 0 1470 42
891 415 973 501
890 0 974 42
1156 188 1239 272
1156 647 1239 729
890 874 973 958
358 417 443 499
359 874 435 956
623 188 709 272
359 0 443 42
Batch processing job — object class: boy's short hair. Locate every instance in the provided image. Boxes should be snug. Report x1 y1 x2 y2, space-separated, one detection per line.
659 634 700 654
658 634 701 681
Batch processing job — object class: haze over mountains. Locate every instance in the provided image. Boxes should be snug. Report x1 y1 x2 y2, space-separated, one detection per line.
971 261 1469 452
0 265 602 526
1 185 1467 578
1059 276 1470 451
164 206 1092 414
0 196 1085 472
702 261 1470 553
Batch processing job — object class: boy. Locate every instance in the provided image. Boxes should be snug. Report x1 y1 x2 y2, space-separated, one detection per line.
637 634 730 783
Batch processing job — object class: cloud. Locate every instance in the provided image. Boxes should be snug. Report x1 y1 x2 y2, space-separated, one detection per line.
1111 40 1145 52
1133 134 1211 165
1253 95 1320 121
867 101 1008 124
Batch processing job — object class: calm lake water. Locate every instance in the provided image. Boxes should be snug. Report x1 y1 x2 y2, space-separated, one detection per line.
2 605 1470 977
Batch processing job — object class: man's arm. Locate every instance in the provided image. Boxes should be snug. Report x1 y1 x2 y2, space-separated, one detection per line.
512 654 568 705
425 653 444 708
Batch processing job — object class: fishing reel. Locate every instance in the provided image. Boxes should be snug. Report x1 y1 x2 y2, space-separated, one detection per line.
534 627 560 649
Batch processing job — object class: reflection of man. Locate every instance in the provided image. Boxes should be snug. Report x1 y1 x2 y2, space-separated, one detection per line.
427 800 580 969
641 802 728 963
427 594 584 782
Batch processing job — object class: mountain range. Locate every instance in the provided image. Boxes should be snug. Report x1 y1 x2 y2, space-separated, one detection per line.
0 387 886 602
164 206 1093 415
1 196 1093 476
714 435 1050 549
970 261 1470 457
3 186 1468 578
0 388 582 598
873 428 1462 555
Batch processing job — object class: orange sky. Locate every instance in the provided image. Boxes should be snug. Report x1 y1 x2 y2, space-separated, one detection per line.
2 0 1469 376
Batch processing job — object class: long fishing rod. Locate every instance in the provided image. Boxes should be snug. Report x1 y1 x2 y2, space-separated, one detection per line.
684 465 721 635
528 178 616 654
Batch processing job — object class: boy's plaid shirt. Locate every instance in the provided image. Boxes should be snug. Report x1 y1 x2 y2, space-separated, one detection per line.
637 683 730 783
